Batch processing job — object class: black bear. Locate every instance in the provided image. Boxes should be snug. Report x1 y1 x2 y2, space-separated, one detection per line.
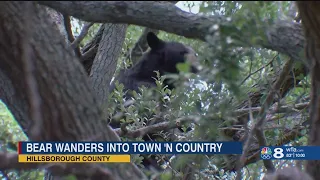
108 32 199 170
109 32 198 95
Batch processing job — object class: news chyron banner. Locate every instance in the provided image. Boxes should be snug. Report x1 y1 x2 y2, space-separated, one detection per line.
18 142 242 163
260 146 320 160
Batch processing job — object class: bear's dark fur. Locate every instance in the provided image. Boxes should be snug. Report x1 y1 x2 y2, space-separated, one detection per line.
108 32 198 170
109 32 198 96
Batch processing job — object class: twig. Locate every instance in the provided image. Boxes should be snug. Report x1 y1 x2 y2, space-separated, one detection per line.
240 54 278 85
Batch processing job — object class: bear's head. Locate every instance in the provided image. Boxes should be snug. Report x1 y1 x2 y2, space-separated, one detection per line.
136 32 199 83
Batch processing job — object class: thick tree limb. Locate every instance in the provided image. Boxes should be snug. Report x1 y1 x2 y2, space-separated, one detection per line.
38 2 308 65
89 23 128 106
38 1 212 41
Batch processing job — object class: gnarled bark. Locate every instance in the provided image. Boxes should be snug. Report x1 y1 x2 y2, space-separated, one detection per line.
89 23 128 106
297 2 320 180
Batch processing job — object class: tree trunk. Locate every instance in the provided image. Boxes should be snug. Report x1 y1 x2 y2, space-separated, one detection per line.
0 2 146 179
296 2 320 180
89 23 128 106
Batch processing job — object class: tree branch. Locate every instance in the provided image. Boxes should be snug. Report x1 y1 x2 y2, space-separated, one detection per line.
234 102 309 116
239 58 294 175
38 1 309 67
38 1 212 41
63 15 74 43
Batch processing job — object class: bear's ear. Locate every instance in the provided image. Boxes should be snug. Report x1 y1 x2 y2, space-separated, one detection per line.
147 32 165 50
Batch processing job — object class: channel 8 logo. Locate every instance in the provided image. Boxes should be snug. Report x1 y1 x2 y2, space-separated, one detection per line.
260 147 284 159
273 147 284 159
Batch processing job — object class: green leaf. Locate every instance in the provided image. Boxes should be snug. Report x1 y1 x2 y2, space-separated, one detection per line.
176 62 191 73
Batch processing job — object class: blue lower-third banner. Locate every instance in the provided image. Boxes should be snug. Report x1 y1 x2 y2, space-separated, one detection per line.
18 141 243 155
260 146 320 160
